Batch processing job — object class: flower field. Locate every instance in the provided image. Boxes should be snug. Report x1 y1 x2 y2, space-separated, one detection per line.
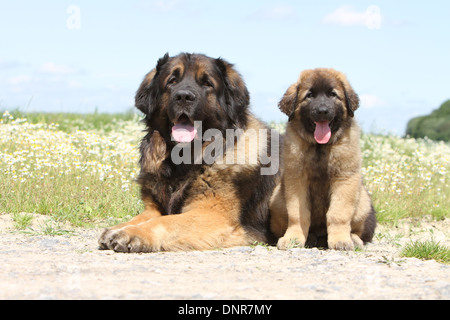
0 111 144 227
361 134 449 222
1 111 449 227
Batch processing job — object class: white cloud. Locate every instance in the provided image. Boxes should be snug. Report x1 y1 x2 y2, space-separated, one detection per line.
8 75 32 85
249 5 297 21
39 62 78 75
323 6 366 26
136 0 183 13
68 80 83 88
153 0 180 12
360 94 386 109
322 5 382 29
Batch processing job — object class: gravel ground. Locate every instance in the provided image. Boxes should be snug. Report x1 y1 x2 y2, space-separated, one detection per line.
0 214 449 300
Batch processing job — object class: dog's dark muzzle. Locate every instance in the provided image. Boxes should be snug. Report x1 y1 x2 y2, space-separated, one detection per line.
174 89 196 105
311 104 336 123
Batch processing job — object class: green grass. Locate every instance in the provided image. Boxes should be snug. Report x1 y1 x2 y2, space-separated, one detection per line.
17 219 76 236
11 212 34 230
7 108 140 133
1 110 449 229
401 240 450 264
361 134 450 223
1 110 144 228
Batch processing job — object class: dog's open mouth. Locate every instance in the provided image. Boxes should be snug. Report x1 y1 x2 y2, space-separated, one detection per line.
314 121 332 144
171 114 197 143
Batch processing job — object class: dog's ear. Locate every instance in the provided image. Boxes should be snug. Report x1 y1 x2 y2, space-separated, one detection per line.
215 58 250 127
337 73 359 118
135 53 170 116
278 83 298 118
135 68 157 115
343 85 359 118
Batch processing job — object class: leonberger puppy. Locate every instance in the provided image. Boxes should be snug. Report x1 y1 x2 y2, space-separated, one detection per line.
270 68 376 251
98 53 278 252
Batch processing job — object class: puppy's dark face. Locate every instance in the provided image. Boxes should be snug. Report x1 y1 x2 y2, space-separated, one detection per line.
279 68 360 145
135 53 249 147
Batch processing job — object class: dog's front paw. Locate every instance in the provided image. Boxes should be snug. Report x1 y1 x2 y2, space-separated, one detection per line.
327 233 354 251
277 234 306 250
98 227 153 253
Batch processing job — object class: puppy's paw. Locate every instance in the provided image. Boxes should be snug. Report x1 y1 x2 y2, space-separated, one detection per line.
328 233 354 251
277 234 306 250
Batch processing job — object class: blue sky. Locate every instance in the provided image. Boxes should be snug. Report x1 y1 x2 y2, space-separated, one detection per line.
1 1 449 135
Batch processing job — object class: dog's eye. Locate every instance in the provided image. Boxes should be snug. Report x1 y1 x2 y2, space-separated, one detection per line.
203 79 214 88
305 91 313 99
330 91 338 98
167 76 177 85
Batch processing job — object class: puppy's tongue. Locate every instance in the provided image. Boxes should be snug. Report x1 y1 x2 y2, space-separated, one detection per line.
314 121 331 144
172 124 197 143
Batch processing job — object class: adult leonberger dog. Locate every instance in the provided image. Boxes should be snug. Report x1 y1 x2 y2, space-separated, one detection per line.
99 53 278 252
270 68 376 251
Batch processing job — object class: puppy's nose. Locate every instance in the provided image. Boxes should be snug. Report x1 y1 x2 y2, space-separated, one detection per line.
175 90 196 103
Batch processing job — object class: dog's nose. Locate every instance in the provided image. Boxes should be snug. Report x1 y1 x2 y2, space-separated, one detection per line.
175 90 196 103
316 106 329 115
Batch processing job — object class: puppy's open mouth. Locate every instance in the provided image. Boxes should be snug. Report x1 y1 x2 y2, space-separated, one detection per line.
313 120 333 144
171 114 197 143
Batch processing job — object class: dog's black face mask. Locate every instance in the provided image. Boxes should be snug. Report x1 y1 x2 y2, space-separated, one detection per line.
135 53 250 147
280 69 359 145
299 86 345 145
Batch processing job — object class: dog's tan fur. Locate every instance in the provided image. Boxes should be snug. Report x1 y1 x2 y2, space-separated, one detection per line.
98 53 278 252
270 68 376 251
99 114 276 252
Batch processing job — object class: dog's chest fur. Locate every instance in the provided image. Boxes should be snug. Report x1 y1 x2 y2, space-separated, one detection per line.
304 145 332 226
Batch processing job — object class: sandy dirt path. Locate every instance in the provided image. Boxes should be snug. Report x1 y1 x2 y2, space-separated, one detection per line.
0 214 449 300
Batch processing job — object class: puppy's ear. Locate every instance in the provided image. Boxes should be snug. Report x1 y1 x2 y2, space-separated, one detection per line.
337 73 359 118
343 85 359 118
278 83 298 117
215 58 250 127
135 53 170 116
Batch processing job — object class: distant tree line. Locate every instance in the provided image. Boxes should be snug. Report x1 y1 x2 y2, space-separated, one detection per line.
406 99 450 142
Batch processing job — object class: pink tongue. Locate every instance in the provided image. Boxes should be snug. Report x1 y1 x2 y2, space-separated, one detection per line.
314 121 331 144
172 124 197 143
